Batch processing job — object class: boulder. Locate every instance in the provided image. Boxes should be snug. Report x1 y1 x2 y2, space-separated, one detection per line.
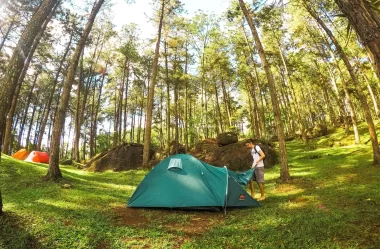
336 116 353 126
169 140 186 155
85 143 146 172
191 139 278 171
217 132 238 146
305 124 328 139
312 124 328 137
60 159 73 165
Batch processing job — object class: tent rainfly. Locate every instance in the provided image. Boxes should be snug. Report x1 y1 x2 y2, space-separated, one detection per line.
24 151 50 164
12 149 29 160
127 154 260 211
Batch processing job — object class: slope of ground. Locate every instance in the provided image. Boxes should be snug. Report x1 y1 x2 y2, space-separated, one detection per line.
1 122 380 248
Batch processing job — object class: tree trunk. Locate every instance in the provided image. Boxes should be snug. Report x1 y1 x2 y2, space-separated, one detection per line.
47 0 105 180
137 80 145 144
38 32 73 151
77 33 102 156
0 0 59 157
0 20 14 53
164 40 171 156
142 0 165 168
174 67 179 155
33 103 45 149
122 61 130 142
91 66 107 155
239 0 290 181
362 73 380 117
241 24 263 137
214 79 223 134
184 41 189 152
113 83 119 147
276 41 305 139
313 27 360 139
305 1 380 165
25 90 39 151
334 0 380 78
74 51 84 162
18 73 39 149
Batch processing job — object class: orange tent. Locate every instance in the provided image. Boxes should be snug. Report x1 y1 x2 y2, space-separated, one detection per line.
24 151 50 164
12 149 29 160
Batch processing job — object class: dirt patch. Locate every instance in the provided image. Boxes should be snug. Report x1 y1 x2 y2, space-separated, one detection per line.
163 212 224 236
288 196 309 204
112 206 224 236
95 240 110 249
316 203 329 212
111 206 226 249
112 206 148 227
274 184 299 193
120 237 150 249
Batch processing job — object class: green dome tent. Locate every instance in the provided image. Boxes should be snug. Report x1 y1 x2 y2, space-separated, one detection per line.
127 154 260 211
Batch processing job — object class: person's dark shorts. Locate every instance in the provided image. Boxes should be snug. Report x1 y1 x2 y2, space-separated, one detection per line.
252 167 264 183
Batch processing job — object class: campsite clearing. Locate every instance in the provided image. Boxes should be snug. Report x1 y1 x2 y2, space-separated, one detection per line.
1 126 380 248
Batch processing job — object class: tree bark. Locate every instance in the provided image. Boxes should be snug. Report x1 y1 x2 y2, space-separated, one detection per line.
17 73 39 149
184 40 189 152
37 32 73 151
142 0 165 168
239 0 290 181
25 90 40 151
74 51 84 162
164 40 171 155
0 20 14 53
334 0 380 78
0 0 59 158
46 0 105 180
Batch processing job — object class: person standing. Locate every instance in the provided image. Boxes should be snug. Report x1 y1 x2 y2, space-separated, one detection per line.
246 139 266 200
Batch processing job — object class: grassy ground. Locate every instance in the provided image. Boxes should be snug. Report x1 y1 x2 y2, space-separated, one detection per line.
1 123 380 249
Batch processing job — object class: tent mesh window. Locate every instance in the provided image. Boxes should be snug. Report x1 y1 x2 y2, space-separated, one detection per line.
167 158 182 170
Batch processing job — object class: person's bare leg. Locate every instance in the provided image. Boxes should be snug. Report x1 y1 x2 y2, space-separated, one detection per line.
258 183 265 200
249 179 255 198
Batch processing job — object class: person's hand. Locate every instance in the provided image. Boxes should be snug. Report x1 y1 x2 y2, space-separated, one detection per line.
251 163 256 169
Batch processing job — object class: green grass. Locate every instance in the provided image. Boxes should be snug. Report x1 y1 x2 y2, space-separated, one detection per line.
1 123 380 248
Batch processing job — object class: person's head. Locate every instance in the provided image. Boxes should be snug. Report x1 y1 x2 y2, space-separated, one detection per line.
245 138 258 148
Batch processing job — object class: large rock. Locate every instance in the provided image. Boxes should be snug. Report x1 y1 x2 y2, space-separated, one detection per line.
217 132 238 146
305 124 328 139
336 116 353 126
85 143 145 172
169 140 186 155
191 139 278 171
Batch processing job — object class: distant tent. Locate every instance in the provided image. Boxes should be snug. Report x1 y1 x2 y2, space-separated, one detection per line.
127 154 260 211
24 151 50 164
12 149 29 160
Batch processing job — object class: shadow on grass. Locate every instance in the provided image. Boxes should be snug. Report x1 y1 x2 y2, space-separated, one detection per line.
0 212 44 249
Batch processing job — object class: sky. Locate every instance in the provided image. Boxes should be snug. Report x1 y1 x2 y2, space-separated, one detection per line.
112 0 230 38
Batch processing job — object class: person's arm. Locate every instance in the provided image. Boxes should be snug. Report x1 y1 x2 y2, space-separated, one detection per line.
253 150 266 167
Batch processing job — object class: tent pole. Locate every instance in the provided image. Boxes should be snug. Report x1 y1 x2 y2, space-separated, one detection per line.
224 166 228 214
